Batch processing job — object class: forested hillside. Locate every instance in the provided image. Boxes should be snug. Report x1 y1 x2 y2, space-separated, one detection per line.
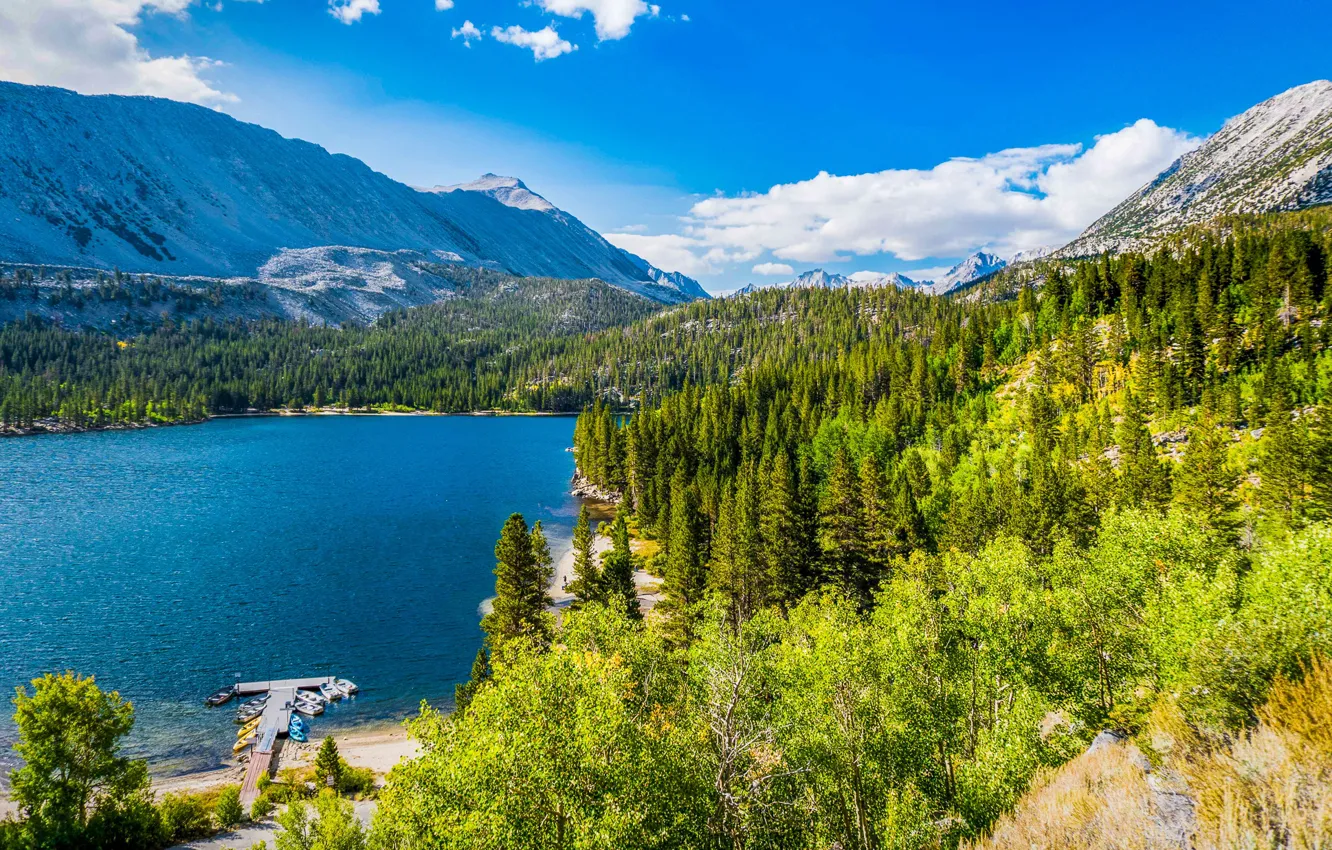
369 211 1332 849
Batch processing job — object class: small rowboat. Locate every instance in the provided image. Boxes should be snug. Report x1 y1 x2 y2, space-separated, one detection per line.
319 682 342 702
205 686 237 706
334 678 359 696
297 689 328 706
293 699 324 717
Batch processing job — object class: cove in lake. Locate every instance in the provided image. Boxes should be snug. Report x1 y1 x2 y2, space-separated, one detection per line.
0 416 580 777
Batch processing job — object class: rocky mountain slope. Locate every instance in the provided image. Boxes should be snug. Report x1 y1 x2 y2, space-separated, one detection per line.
1059 80 1332 257
0 82 705 315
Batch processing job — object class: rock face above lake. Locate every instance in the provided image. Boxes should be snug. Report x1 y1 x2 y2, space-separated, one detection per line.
0 82 707 309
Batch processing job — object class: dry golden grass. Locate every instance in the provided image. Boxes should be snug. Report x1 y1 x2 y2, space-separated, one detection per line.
1179 658 1332 850
966 741 1177 850
970 658 1332 849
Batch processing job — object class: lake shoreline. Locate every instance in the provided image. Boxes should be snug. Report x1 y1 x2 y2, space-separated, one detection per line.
0 721 416 820
0 407 581 439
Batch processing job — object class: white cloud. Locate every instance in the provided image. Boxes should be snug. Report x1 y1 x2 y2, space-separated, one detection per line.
490 24 576 60
605 232 754 276
614 223 648 233
663 121 1199 272
328 0 379 24
434 0 453 8
451 19 481 44
753 262 794 276
0 0 235 105
534 0 656 40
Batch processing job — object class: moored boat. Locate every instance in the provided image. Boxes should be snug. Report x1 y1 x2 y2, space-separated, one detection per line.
334 678 359 695
205 685 237 706
297 689 328 706
237 716 262 738
319 682 342 701
233 733 256 753
293 698 324 717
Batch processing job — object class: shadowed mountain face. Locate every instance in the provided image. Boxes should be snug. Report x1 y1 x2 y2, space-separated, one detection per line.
1059 80 1332 257
0 82 706 307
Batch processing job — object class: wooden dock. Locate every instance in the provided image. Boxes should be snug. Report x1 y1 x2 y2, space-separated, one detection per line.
235 676 336 808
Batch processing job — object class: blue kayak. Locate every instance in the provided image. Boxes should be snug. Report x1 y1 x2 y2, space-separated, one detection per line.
289 714 308 741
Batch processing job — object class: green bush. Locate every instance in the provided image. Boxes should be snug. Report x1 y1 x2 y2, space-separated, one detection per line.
338 763 377 797
157 792 214 842
250 794 275 821
214 786 244 830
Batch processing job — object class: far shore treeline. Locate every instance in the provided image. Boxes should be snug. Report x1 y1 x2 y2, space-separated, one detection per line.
3 210 1332 848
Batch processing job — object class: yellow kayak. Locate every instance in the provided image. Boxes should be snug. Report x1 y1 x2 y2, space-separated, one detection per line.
237 717 262 738
233 733 255 754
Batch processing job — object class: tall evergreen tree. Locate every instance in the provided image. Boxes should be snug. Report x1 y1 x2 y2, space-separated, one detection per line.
1116 389 1171 510
662 466 707 642
481 513 553 654
819 446 865 599
601 513 640 619
567 505 602 606
1258 391 1310 526
1174 420 1241 535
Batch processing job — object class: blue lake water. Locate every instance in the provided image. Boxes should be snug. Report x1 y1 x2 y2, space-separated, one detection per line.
0 415 580 777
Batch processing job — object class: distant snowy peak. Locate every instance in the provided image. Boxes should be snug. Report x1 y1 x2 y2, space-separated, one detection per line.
790 269 853 289
920 251 1008 294
849 271 918 289
1059 80 1332 257
429 173 558 214
1007 246 1054 265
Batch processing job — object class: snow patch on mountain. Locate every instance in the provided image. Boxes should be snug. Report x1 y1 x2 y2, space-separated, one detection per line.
0 81 707 315
1059 80 1332 256
429 174 558 213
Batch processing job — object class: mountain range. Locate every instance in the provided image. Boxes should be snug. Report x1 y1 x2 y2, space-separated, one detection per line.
0 82 706 314
734 250 1020 298
1059 79 1332 256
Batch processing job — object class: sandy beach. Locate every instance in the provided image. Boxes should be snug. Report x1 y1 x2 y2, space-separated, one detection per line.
549 529 664 612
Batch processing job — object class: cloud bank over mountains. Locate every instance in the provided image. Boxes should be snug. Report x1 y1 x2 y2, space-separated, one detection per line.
0 0 235 106
612 119 1201 277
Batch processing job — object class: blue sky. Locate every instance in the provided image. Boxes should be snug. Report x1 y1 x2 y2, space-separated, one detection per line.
3 0 1330 291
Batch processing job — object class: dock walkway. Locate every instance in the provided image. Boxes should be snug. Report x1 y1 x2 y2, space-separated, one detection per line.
236 676 336 808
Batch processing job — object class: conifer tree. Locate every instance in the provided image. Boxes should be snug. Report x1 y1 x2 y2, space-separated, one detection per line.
662 466 707 642
601 513 640 619
1310 394 1332 522
1174 420 1241 535
567 505 602 606
819 446 865 598
858 454 892 576
481 513 552 653
314 736 343 789
1258 390 1310 526
453 647 490 713
1116 389 1171 510
760 453 802 610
